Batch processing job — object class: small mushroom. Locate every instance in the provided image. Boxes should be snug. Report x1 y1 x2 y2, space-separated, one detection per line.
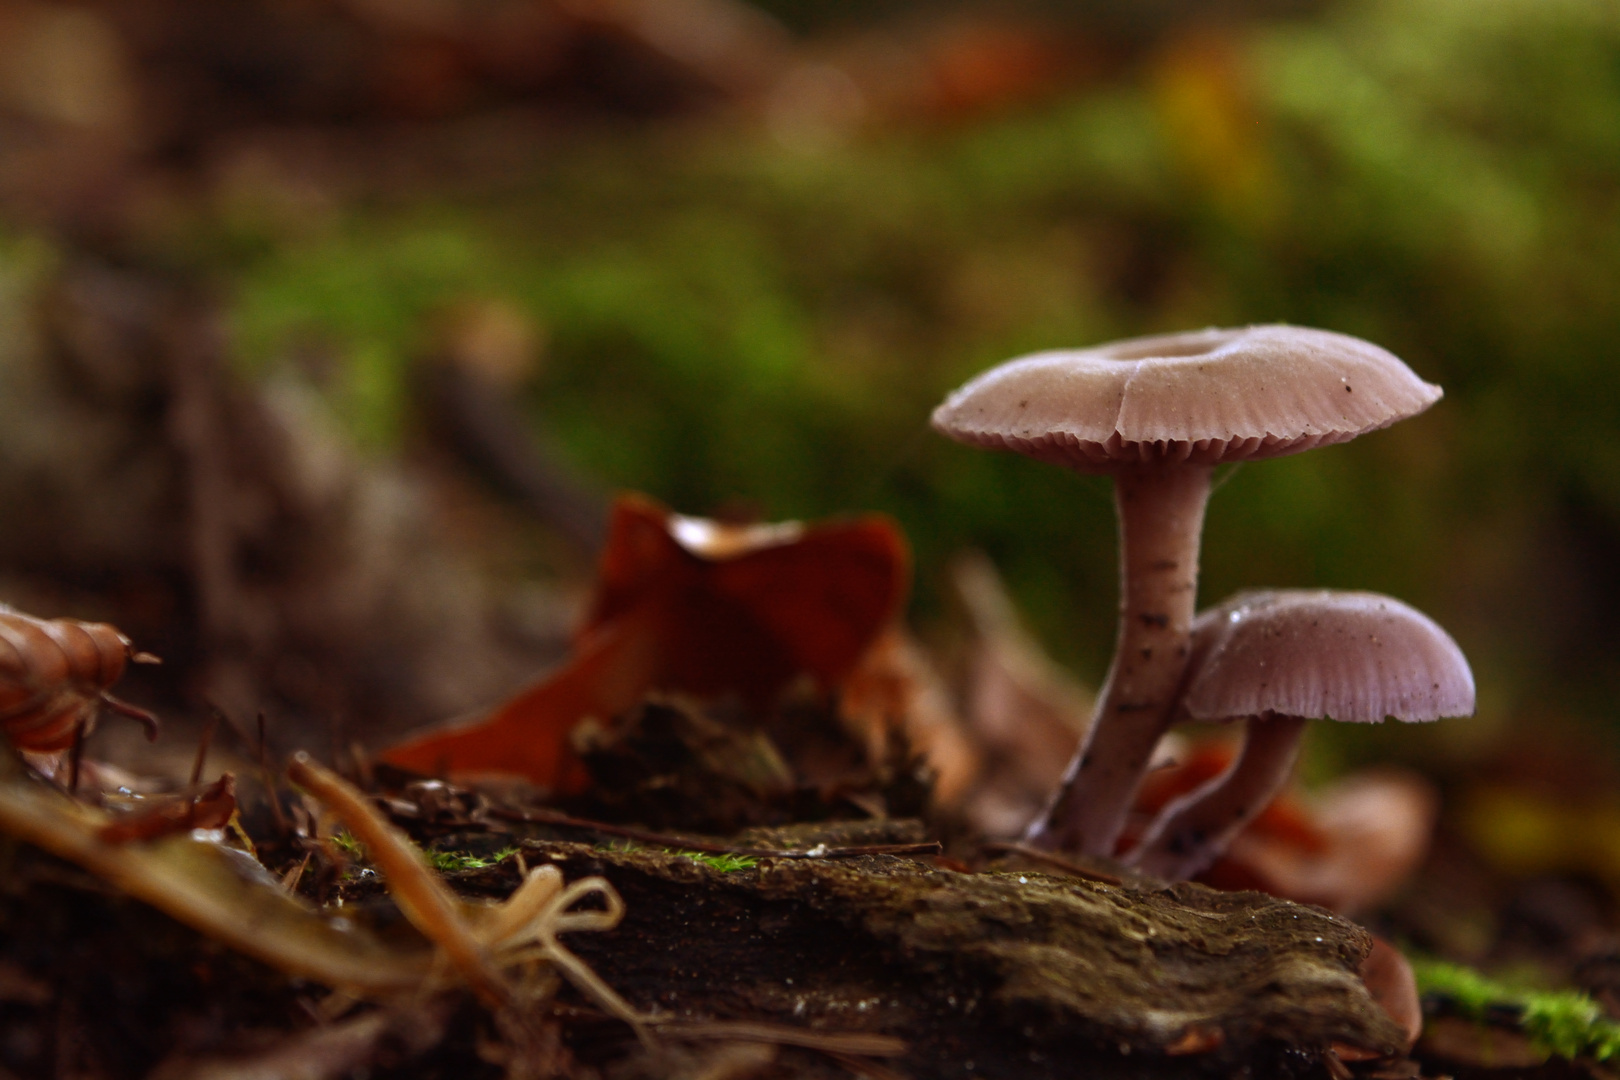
1128 589 1475 881
931 325 1441 855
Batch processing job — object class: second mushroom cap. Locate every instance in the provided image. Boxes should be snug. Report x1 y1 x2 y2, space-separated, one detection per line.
1127 588 1472 882
1180 589 1476 725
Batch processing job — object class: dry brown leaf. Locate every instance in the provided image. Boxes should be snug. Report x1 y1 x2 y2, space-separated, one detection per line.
949 553 1093 835
384 494 908 791
837 625 977 806
1226 768 1439 917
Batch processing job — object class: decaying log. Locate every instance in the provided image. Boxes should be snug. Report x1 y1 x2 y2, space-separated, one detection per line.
0 828 1401 1079
524 831 1403 1078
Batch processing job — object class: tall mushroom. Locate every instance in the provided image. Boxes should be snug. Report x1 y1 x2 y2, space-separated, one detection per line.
931 325 1441 855
1127 589 1474 881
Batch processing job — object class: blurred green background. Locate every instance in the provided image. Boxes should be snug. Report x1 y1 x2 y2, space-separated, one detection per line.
5 0 1619 757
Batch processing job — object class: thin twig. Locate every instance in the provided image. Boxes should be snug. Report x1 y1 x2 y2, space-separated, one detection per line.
349 741 373 790
546 1003 902 1062
256 712 290 836
826 1050 912 1080
488 807 940 861
100 695 161 739
190 711 219 786
649 1018 906 1057
66 723 86 795
281 849 313 894
287 754 512 1009
979 841 1124 886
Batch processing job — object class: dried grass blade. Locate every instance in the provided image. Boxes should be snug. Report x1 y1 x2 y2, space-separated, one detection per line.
0 776 430 995
287 753 511 1009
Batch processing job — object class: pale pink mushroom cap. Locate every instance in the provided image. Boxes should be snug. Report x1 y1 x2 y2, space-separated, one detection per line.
1181 590 1476 724
930 325 1442 472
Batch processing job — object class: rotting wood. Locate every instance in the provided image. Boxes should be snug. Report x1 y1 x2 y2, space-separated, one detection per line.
0 734 1401 1079
488 804 943 860
0 819 1404 1079
518 836 1405 1078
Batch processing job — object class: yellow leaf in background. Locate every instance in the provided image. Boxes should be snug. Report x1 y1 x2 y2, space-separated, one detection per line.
1462 787 1620 889
1149 33 1280 226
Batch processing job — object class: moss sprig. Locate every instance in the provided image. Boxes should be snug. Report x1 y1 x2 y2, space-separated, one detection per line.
1414 958 1620 1062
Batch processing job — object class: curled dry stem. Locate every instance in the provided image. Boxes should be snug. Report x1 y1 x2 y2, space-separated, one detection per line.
288 754 655 1039
100 693 161 740
288 753 512 1009
0 747 645 1029
0 773 428 995
476 868 655 1044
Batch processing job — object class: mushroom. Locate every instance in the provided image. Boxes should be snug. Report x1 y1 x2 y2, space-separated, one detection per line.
1127 589 1475 881
930 325 1441 855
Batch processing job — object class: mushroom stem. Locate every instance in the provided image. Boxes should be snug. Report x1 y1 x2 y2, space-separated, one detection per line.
1026 462 1213 855
1128 714 1309 881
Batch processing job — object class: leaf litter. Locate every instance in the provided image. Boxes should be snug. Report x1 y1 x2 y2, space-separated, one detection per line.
0 495 1488 1078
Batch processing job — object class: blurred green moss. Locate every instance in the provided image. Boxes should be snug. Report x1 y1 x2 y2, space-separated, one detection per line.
225 0 1620 727
1415 958 1620 1062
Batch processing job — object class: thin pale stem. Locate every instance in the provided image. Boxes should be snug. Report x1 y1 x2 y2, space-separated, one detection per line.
1025 462 1213 855
286 754 512 1009
1128 715 1309 881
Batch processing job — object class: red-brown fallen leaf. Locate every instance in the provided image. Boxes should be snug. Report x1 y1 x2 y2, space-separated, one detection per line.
1164 1024 1226 1056
98 773 237 844
582 494 909 702
383 494 909 791
0 604 161 752
1124 739 1327 869
949 553 1094 837
1357 935 1423 1052
921 20 1076 119
1225 769 1438 917
1125 741 1436 917
837 625 978 806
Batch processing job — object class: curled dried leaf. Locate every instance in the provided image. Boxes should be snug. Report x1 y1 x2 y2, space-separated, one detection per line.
98 773 238 844
289 754 653 1038
384 494 908 790
0 604 159 752
0 771 432 995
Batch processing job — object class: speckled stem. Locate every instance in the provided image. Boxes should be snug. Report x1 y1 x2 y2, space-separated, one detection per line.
1128 715 1309 881
1025 462 1213 856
